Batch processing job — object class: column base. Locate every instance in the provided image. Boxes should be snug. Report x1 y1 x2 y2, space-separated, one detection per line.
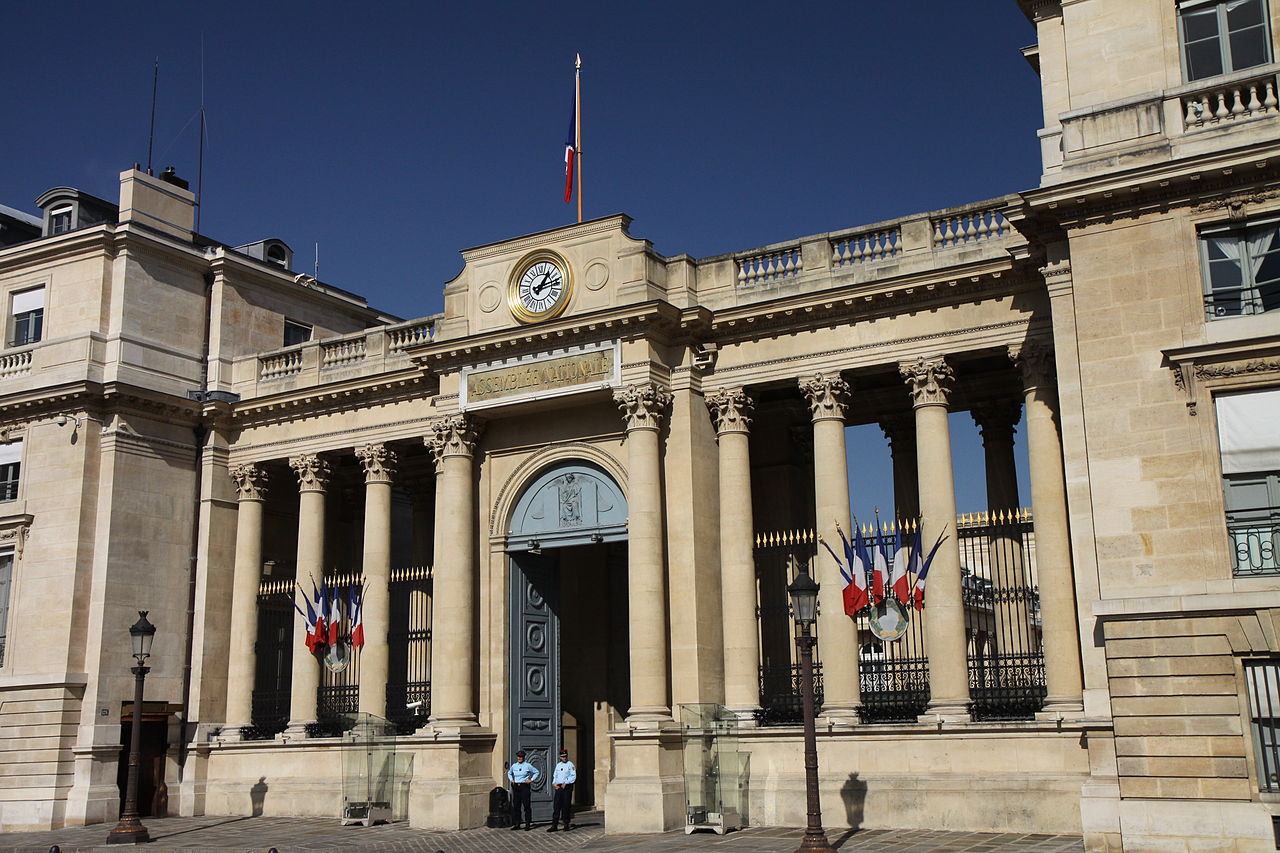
606 726 685 833
723 705 761 728
918 699 970 724
1036 696 1085 721
420 713 479 736
816 703 861 730
216 723 251 743
624 706 673 729
280 720 316 740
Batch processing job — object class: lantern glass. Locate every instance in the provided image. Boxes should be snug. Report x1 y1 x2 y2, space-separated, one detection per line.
787 569 820 627
129 611 156 663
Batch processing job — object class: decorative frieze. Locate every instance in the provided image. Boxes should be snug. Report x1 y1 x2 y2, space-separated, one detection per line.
229 463 269 501
426 415 484 461
614 384 672 432
1009 341 1055 390
288 454 332 492
0 520 31 559
799 373 851 422
356 443 398 483
706 387 754 435
899 356 955 407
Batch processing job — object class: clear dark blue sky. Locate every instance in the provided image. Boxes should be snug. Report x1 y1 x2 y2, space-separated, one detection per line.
4 2 1042 516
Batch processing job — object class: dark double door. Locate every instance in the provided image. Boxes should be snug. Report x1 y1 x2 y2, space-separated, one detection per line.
509 552 559 821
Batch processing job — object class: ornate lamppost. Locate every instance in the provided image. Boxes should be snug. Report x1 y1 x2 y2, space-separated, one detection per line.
107 611 156 845
787 568 837 853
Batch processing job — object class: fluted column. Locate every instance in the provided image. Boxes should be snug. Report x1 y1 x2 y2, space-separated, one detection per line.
286 454 331 735
614 383 673 723
1011 341 1084 714
224 464 268 736
356 444 396 717
972 402 1031 657
799 373 860 722
900 356 969 720
425 415 483 729
879 414 919 520
707 387 761 722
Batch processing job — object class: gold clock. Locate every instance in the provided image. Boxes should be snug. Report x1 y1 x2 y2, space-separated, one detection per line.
509 250 572 323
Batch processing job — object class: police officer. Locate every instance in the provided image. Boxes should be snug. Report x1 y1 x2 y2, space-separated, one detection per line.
548 748 577 832
506 749 540 830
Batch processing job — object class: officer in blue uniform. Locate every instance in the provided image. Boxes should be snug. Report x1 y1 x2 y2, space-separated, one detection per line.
548 748 577 832
506 749 540 830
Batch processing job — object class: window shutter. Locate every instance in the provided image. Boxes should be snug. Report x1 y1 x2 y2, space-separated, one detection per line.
10 288 44 315
1216 388 1280 474
0 441 21 468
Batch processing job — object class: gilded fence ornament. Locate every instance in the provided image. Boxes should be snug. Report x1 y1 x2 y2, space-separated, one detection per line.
899 356 955 407
706 387 754 435
229 463 269 501
288 454 331 492
799 373 851 421
355 443 398 483
425 414 484 461
1009 340 1055 390
614 383 672 432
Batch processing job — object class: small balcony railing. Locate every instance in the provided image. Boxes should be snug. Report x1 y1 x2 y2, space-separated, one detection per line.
1229 509 1280 576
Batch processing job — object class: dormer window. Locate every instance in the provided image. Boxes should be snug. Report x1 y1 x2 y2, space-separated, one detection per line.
1179 0 1272 82
48 205 73 236
266 244 289 269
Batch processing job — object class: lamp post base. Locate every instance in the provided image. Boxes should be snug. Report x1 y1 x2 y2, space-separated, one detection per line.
106 816 151 845
794 828 838 852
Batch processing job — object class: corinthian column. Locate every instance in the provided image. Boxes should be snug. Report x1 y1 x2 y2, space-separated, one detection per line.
425 415 483 729
285 453 331 736
799 373 860 722
1011 341 1083 715
356 444 397 717
224 463 268 738
900 356 969 721
707 387 761 723
614 383 672 724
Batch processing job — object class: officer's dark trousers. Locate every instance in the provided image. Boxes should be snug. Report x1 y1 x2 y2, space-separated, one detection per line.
551 784 574 827
511 782 532 826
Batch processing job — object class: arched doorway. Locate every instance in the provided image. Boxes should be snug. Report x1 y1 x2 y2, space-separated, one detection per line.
506 461 628 821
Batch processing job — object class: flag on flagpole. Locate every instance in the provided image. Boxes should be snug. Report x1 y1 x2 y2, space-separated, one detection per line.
327 582 342 648
295 584 322 653
563 90 577 204
310 579 327 651
350 583 365 650
870 522 888 605
911 527 949 611
839 524 870 614
889 525 912 604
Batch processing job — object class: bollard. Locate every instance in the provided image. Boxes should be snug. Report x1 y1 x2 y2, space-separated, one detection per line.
485 785 512 828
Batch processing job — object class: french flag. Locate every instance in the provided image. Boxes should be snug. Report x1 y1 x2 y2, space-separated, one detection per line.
911 527 949 612
890 527 912 604
841 525 870 614
870 523 888 606
350 584 365 650
327 582 342 648
563 92 576 204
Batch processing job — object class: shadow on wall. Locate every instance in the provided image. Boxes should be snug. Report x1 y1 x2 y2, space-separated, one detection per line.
840 773 867 829
250 777 268 817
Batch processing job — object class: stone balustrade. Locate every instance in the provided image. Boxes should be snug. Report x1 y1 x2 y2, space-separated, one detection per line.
245 316 439 390
737 246 803 287
320 337 366 369
1181 71 1279 130
831 226 900 267
932 206 1008 249
0 350 32 379
260 349 303 380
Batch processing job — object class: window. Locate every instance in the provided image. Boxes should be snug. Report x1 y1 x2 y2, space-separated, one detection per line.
48 205 72 236
1216 389 1280 575
1246 660 1280 791
1180 0 1272 81
1201 220 1280 318
0 549 10 667
283 319 312 347
0 441 20 503
8 287 44 347
266 244 289 269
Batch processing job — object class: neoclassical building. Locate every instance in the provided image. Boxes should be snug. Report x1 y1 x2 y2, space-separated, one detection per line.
1 2 1279 851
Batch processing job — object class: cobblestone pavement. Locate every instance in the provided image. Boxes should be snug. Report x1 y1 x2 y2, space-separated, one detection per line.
0 813 1084 853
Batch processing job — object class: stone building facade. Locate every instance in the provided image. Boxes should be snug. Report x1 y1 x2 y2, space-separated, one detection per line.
0 2 1278 850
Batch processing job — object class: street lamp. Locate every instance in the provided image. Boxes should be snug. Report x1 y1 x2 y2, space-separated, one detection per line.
786 567 837 853
107 611 156 845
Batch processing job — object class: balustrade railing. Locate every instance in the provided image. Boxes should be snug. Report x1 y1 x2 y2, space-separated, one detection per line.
259 349 302 380
320 337 366 369
831 227 900 267
932 207 1008 249
387 320 434 352
1182 73 1279 130
0 350 32 379
737 246 803 287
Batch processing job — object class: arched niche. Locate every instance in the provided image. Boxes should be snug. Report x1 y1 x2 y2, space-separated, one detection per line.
506 461 627 551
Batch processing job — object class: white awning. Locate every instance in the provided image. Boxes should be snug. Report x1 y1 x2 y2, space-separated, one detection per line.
0 441 21 467
1216 388 1280 475
10 287 44 315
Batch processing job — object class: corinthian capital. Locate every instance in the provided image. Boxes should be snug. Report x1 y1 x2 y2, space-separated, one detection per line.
229 463 269 501
899 356 955 408
614 383 672 432
799 373 851 422
1009 340 1056 390
971 401 1022 445
355 443 398 483
289 454 332 492
706 387 754 435
425 414 483 461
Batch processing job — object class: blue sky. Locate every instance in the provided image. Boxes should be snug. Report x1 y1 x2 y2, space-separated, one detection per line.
4 2 1043 515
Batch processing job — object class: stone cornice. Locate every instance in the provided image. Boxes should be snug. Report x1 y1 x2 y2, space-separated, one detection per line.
459 213 638 263
1164 332 1280 414
230 372 432 427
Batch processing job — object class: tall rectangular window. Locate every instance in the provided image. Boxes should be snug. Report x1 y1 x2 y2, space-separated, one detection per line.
9 286 44 347
0 441 20 503
1246 660 1280 791
1180 0 1272 81
0 549 10 667
1201 220 1280 318
1217 389 1280 574
283 319 312 347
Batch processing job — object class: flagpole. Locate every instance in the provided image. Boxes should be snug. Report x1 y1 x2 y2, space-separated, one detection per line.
575 53 583 223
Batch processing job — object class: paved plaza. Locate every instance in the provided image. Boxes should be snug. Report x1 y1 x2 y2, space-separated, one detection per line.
0 813 1084 853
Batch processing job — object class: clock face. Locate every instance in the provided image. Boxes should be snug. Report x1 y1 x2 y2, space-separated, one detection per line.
509 252 572 323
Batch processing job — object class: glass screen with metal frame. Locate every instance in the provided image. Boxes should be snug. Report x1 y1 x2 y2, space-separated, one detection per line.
1179 0 1272 81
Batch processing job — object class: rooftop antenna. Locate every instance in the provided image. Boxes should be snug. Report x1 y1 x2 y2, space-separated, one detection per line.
314 242 319 279
146 58 159 175
195 34 207 235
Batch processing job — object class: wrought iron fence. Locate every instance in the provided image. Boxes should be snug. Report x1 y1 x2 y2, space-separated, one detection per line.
958 510 1046 720
757 663 823 725
754 530 819 726
1229 511 1280 576
387 566 432 734
248 585 293 738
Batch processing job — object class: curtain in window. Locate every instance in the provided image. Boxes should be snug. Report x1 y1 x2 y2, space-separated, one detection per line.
1216 388 1280 474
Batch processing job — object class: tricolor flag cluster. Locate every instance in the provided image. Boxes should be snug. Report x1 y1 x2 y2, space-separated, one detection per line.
820 520 947 615
292 578 365 653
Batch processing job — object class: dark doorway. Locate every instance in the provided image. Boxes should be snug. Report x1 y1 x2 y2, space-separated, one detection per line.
117 712 168 817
